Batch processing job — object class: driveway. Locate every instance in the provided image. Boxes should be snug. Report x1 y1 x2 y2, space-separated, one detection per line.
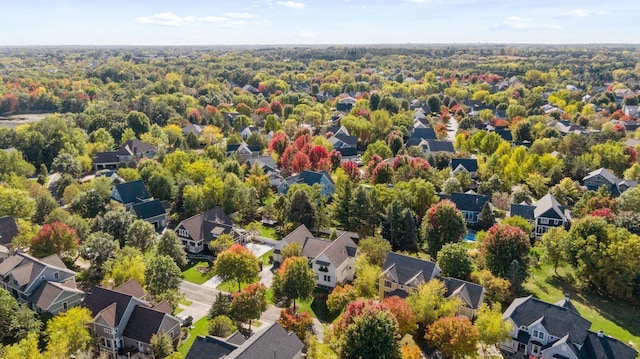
179 280 221 322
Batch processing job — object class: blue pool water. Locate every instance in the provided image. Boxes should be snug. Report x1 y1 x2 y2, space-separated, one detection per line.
464 232 476 242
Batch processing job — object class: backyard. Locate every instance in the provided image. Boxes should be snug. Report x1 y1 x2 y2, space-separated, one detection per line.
177 317 209 355
181 260 214 285
524 264 640 347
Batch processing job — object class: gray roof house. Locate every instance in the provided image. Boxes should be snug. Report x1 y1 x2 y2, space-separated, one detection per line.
510 193 569 237
185 322 304 359
500 295 637 359
175 207 247 254
273 225 358 289
0 252 84 314
83 280 181 358
93 139 156 171
182 124 204 137
111 180 167 231
583 168 637 197
131 199 168 232
379 252 485 318
448 192 491 226
0 216 19 249
450 158 479 178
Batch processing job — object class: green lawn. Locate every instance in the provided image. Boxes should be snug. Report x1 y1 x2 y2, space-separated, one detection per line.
179 298 193 306
291 289 338 323
178 317 209 355
258 224 277 239
182 261 215 285
216 277 259 293
524 264 640 347
260 249 273 266
173 307 184 316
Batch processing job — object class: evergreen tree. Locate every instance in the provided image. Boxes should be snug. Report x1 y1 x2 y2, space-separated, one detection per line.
477 202 495 231
332 179 354 230
400 209 418 252
381 199 405 251
352 186 377 236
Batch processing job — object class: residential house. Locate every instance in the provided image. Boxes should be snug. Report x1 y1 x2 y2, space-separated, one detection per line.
379 252 485 318
326 125 351 137
110 180 151 209
226 141 260 162
610 119 640 132
182 124 203 137
448 192 490 227
336 96 357 112
0 252 84 314
93 139 157 171
500 295 637 359
510 193 569 237
450 158 479 178
185 322 304 359
83 280 181 359
174 207 247 254
420 140 455 155
622 105 640 120
277 170 335 197
0 215 19 250
494 128 513 142
553 120 586 136
273 225 357 289
240 126 260 140
130 199 168 231
327 133 358 157
583 168 637 196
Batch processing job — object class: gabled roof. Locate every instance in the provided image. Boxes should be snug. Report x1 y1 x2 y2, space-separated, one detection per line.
554 297 579 314
112 180 151 205
225 322 304 359
442 277 485 310
30 280 83 310
0 253 74 289
122 305 173 343
425 140 455 153
333 134 358 148
177 207 234 243
583 168 621 185
93 151 119 164
533 193 566 220
182 124 203 135
185 335 238 359
382 252 441 287
449 192 490 213
409 127 437 140
316 233 358 267
131 199 166 220
510 203 536 221
84 286 139 327
245 156 278 172
300 170 334 186
450 158 478 173
0 216 19 246
503 296 591 345
115 279 146 298
494 128 512 141
117 139 155 157
579 330 638 359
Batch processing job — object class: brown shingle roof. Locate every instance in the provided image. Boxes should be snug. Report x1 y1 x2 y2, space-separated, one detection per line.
115 279 146 299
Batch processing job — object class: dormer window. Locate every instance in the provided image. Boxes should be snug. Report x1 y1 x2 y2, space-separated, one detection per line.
54 272 59 280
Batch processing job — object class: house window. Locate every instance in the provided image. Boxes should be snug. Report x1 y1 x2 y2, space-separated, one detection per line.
532 345 540 355
540 218 549 225
178 229 188 237
54 272 59 280
62 302 68 310
170 330 174 338
384 281 392 288
106 339 111 348
104 328 113 334
323 275 331 282
101 338 106 347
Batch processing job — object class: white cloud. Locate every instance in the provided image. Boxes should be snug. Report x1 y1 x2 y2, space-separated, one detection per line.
560 9 606 18
491 16 561 31
224 12 258 19
135 12 267 27
299 30 315 38
405 0 432 3
276 1 305 9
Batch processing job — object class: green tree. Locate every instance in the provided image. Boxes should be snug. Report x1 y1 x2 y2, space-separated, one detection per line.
425 316 479 359
501 216 534 235
126 111 151 136
340 308 401 359
358 236 391 267
95 207 135 247
0 289 42 345
51 151 83 177
145 255 182 297
214 244 260 292
288 189 317 230
618 186 640 212
43 307 92 358
362 140 393 163
230 283 268 329
437 243 473 280
352 186 377 237
209 292 232 318
421 201 467 258
0 333 43 359
475 303 512 349
281 242 302 260
273 256 316 311
470 270 511 305
353 256 382 298
539 227 569 274
208 233 234 255
0 186 35 219
126 219 157 253
33 191 58 224
156 231 188 267
208 315 237 337
406 279 460 327
331 177 355 230
150 331 175 359
102 247 146 287
80 231 117 276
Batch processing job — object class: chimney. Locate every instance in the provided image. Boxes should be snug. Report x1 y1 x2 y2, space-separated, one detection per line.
598 330 604 338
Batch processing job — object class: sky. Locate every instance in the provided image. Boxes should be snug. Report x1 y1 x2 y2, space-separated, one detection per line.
0 0 638 46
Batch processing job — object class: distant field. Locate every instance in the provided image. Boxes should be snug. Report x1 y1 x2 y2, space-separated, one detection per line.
0 113 49 128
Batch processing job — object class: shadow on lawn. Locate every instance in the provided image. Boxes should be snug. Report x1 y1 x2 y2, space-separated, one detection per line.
538 271 640 337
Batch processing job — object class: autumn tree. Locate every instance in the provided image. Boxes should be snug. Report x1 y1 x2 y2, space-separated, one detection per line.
426 316 479 359
272 256 316 311
382 296 417 336
421 201 466 258
208 315 237 338
481 224 531 286
43 307 93 358
280 242 302 260
339 304 401 359
327 284 359 314
358 236 391 267
230 283 268 329
470 270 511 304
279 308 313 342
30 222 80 261
214 244 260 292
475 303 512 350
150 331 175 359
406 279 460 327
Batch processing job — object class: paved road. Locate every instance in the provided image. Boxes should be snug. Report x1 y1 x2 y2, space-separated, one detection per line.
179 280 220 322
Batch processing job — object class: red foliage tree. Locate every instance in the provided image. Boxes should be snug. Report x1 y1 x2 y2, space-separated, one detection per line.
278 145 297 176
269 132 290 156
293 134 312 152
334 299 387 337
381 296 417 336
270 100 283 115
481 224 531 279
30 222 79 260
341 161 361 182
293 127 311 140
371 162 393 184
329 150 342 171
187 109 202 124
292 152 311 173
426 316 479 359
309 145 329 169
278 308 313 341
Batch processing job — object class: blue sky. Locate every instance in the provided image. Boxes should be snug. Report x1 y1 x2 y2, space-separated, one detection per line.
1 0 637 45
